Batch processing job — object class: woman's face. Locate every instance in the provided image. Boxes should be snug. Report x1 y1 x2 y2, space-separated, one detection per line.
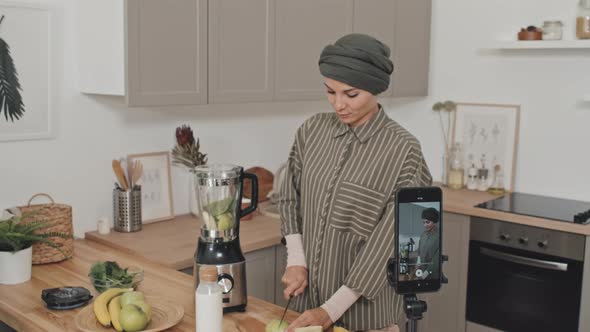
324 77 379 128
423 219 436 232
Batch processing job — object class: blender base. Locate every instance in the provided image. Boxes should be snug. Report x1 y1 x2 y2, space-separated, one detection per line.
223 304 246 313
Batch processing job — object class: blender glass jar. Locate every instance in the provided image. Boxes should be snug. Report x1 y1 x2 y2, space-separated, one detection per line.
193 164 242 235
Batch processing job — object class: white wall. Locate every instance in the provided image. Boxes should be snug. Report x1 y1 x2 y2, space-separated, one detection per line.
1 0 589 237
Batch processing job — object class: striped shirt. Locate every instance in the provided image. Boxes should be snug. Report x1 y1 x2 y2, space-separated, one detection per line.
278 107 432 331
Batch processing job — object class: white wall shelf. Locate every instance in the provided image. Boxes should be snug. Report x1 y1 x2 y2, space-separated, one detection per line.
487 40 590 49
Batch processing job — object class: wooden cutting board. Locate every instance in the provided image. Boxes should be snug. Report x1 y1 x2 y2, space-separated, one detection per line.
243 167 274 202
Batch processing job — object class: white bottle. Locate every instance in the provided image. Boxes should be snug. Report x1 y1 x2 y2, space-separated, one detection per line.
196 266 223 332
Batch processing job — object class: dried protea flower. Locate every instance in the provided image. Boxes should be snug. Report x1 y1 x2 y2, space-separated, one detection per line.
176 125 195 146
172 124 207 169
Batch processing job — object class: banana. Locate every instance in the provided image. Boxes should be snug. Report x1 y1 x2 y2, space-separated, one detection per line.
108 295 123 332
93 288 133 327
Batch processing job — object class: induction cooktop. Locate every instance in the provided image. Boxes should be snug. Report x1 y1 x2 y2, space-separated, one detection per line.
476 192 590 224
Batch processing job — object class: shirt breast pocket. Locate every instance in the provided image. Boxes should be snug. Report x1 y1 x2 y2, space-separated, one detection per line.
330 181 388 239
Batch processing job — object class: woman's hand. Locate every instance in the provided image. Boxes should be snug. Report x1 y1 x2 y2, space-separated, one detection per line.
281 266 308 300
286 307 332 332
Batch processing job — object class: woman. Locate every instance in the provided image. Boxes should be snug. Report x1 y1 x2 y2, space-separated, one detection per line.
418 208 440 280
278 33 432 332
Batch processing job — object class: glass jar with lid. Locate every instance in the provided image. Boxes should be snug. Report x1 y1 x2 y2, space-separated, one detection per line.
577 0 590 39
542 21 563 40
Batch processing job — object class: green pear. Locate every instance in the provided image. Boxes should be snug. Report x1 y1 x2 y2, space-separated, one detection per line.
217 213 234 231
119 303 149 332
265 319 288 332
119 291 145 307
134 300 152 322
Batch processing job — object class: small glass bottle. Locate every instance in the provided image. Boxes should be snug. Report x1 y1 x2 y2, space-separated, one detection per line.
466 158 478 191
196 266 223 332
477 154 490 192
488 164 506 195
577 0 590 39
447 143 465 190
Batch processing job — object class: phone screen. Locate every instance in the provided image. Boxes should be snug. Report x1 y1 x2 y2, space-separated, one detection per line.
394 187 442 294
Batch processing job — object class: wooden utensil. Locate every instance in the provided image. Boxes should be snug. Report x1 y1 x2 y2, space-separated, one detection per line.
131 160 143 188
74 296 184 332
112 159 129 191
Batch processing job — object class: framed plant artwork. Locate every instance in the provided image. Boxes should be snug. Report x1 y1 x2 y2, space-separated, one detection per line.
452 103 521 191
127 152 174 223
0 2 54 141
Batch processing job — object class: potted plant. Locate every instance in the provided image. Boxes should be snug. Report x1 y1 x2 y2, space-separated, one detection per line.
171 125 208 216
0 215 71 284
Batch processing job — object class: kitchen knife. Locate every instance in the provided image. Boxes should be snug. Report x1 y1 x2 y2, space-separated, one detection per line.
279 294 293 327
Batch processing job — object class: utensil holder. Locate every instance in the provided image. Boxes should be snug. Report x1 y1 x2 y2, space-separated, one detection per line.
113 186 142 232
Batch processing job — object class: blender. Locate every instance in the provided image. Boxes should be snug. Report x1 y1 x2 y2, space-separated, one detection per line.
192 164 258 312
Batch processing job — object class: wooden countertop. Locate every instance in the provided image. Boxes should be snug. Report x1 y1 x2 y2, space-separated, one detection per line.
85 211 282 270
84 188 590 275
0 240 298 332
441 186 590 235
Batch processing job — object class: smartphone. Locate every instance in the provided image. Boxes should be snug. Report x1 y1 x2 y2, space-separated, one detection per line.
393 186 443 294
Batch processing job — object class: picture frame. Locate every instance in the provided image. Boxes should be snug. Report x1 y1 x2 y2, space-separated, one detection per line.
127 151 175 223
0 2 54 141
452 103 521 191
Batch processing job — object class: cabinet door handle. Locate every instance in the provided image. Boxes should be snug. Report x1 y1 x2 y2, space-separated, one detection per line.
480 247 568 272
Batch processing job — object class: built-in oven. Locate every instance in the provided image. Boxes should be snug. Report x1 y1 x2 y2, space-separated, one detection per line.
466 217 585 332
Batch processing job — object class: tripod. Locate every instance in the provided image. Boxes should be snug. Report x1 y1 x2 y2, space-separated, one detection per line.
387 255 448 332
403 293 427 332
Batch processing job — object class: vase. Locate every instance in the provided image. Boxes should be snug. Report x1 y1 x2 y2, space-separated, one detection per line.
441 150 450 186
189 170 200 217
0 246 32 284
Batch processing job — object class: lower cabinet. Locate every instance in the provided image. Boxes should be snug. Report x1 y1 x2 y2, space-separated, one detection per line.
274 244 288 307
245 246 277 304
416 212 470 332
180 244 287 306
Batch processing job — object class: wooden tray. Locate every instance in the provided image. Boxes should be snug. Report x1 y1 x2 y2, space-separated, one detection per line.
74 296 184 332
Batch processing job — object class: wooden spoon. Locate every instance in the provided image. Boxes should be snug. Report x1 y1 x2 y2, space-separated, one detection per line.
132 160 143 188
112 159 129 191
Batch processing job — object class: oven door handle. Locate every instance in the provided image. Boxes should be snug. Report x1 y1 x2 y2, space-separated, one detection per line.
480 247 568 272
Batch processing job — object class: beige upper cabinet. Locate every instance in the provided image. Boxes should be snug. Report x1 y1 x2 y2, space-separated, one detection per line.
275 0 431 101
354 0 431 98
392 0 432 97
127 0 208 106
208 0 275 103
77 0 430 106
352 0 395 97
274 0 354 101
77 0 207 107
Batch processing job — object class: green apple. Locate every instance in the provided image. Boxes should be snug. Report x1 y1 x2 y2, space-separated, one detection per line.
217 213 234 231
265 319 288 332
119 303 149 332
119 291 145 307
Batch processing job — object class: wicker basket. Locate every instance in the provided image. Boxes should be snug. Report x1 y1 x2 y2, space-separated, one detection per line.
19 193 74 264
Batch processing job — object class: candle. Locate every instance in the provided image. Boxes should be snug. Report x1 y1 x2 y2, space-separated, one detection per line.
97 217 111 235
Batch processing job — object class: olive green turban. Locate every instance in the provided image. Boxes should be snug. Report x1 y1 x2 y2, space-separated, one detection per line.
319 33 394 95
